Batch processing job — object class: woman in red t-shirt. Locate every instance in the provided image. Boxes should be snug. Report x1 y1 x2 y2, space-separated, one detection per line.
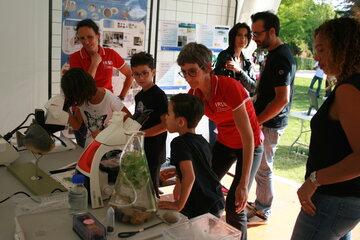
177 42 263 239
67 19 134 147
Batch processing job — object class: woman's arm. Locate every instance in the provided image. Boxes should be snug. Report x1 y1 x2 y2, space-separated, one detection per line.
297 83 360 216
232 102 254 212
88 52 102 78
235 61 257 94
118 64 133 100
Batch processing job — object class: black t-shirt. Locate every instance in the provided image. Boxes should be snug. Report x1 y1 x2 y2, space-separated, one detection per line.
254 44 296 128
170 133 225 218
134 85 168 131
306 74 360 197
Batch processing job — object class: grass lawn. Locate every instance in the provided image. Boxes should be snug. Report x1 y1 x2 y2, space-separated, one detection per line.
274 77 323 182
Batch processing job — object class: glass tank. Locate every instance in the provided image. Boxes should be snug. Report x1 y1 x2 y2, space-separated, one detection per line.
109 131 157 225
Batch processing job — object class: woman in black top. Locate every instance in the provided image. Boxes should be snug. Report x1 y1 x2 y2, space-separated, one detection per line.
214 22 257 96
291 17 360 240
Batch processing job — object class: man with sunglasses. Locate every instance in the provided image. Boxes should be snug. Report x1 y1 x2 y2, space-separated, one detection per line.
247 11 296 225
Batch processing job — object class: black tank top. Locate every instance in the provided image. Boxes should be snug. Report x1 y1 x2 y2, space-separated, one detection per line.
305 73 360 197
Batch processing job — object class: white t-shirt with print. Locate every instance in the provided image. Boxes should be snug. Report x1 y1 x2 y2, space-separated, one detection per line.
79 89 124 134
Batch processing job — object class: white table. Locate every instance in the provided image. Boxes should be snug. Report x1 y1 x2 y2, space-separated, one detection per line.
0 146 175 240
289 111 315 153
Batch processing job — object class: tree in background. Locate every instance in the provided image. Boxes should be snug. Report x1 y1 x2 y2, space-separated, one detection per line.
278 0 336 57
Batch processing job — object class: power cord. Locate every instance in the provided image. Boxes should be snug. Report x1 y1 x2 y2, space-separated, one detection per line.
3 113 35 141
51 188 66 193
1 188 67 204
0 191 31 204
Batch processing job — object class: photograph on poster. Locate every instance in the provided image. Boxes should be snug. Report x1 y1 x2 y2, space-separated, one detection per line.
100 19 145 59
88 3 96 12
127 48 138 57
177 36 187 47
62 19 83 54
103 31 124 48
77 9 87 18
133 36 142 46
64 0 77 12
111 7 119 15
103 8 112 18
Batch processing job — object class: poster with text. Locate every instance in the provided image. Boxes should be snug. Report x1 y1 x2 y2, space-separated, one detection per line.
160 21 229 52
61 0 147 69
157 21 230 93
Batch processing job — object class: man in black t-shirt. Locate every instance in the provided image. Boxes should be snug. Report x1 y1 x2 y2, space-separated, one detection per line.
131 52 168 198
158 94 225 219
247 11 296 224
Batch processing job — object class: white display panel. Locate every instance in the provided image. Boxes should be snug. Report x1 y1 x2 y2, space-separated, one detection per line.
0 0 49 135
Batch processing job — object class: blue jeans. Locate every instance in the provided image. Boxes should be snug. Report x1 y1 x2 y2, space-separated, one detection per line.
309 76 323 97
254 127 284 218
291 192 360 240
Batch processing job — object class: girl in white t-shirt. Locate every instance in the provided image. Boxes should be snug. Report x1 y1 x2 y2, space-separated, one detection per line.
61 68 131 143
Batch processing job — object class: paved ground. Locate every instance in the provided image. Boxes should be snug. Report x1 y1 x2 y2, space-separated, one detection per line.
160 169 360 240
295 70 316 79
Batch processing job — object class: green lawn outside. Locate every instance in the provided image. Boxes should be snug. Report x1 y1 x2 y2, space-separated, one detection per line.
274 77 320 182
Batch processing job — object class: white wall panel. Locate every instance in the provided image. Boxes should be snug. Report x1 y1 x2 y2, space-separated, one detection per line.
0 0 49 134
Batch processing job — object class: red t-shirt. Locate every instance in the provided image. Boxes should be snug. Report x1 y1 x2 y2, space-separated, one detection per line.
69 46 125 92
190 75 262 149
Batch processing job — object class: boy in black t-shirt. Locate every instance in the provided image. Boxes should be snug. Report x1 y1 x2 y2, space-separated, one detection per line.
158 94 225 218
130 52 168 197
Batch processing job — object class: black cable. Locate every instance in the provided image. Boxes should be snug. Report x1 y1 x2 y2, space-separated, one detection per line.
51 133 67 147
0 191 31 204
49 166 76 174
51 188 66 193
3 113 35 141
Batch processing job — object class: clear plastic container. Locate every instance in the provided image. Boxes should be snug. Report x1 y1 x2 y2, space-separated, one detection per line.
162 213 241 240
69 174 88 213
109 132 157 225
73 212 106 240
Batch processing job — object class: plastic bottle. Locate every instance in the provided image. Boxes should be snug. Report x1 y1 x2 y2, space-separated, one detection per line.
106 206 115 236
69 174 88 213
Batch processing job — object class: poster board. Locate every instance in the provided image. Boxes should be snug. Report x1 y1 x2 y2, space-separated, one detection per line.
156 21 230 94
60 0 148 98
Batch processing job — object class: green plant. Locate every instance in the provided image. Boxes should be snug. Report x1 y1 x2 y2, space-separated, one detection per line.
294 57 315 70
121 151 150 189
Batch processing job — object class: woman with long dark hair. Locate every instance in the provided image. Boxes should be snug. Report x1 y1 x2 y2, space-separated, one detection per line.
214 22 257 96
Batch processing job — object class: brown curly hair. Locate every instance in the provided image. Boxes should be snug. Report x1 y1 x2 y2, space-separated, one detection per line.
314 17 360 83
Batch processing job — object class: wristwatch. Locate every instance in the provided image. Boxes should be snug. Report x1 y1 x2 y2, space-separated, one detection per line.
309 171 321 187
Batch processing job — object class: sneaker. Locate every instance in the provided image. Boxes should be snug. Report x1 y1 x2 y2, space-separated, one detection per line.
247 212 268 226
